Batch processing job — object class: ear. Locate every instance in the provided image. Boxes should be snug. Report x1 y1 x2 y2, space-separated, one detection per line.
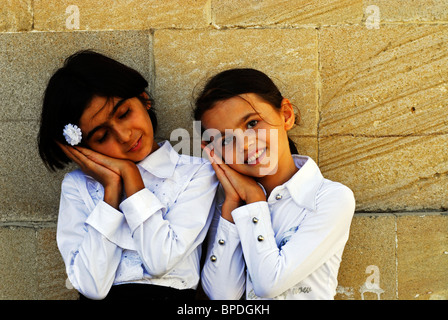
140 92 152 109
281 98 295 131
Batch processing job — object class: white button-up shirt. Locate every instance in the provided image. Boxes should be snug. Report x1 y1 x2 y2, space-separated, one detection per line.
201 155 355 300
57 141 218 300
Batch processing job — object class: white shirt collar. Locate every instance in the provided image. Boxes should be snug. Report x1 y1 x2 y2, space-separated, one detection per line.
137 140 180 178
283 155 324 212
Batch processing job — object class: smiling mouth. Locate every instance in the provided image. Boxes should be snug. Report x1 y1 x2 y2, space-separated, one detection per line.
246 148 266 165
129 136 142 152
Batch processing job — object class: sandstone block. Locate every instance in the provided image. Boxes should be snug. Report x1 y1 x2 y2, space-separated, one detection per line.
36 227 79 300
363 0 448 22
318 24 448 211
0 226 37 299
0 225 77 300
336 213 397 300
0 120 68 222
396 212 448 300
212 0 363 27
319 135 448 212
289 136 318 163
34 0 210 31
319 25 448 137
0 0 33 31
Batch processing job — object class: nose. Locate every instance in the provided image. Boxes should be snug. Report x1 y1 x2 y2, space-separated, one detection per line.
235 129 256 152
113 123 132 144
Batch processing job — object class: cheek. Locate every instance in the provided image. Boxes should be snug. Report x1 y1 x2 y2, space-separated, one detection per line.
223 151 236 164
90 141 120 157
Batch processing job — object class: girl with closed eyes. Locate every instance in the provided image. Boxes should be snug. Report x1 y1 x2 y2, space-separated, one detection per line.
37 50 218 300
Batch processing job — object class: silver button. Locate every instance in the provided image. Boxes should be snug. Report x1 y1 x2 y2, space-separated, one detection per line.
275 194 282 200
252 217 259 224
257 235 264 242
210 255 217 262
218 239 225 245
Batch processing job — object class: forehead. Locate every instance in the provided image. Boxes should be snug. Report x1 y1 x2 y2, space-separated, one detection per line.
79 96 117 129
201 93 277 129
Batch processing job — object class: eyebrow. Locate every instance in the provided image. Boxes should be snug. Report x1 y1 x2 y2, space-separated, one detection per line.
85 98 128 142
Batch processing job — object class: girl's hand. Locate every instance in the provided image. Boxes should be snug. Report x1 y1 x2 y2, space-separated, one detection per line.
58 143 123 208
68 145 145 200
58 143 145 208
203 146 241 203
203 146 266 222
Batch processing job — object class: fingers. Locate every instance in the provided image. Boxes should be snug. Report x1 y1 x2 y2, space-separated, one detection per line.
57 142 106 173
202 145 242 203
202 146 231 181
202 144 223 165
57 142 85 168
203 147 259 202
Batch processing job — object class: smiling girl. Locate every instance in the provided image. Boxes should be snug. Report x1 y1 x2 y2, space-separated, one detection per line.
37 50 218 300
195 68 355 300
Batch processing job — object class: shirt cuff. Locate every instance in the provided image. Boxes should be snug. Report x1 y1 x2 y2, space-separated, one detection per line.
207 216 242 268
231 201 270 223
85 200 125 241
231 201 276 253
119 188 166 234
218 216 240 238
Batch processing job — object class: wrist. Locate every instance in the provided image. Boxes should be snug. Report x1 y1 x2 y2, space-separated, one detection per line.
117 160 137 176
221 200 242 223
120 162 145 197
245 186 266 204
104 183 122 210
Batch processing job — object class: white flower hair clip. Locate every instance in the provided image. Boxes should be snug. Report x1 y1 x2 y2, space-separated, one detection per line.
63 124 82 146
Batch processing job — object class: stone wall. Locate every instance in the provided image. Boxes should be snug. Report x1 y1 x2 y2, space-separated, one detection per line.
0 0 446 300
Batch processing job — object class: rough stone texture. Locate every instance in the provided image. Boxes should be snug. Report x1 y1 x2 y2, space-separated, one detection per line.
36 227 79 300
336 213 397 300
34 0 211 31
212 0 364 27
364 0 448 22
318 24 448 212
290 136 318 163
0 121 65 222
396 212 448 300
319 25 448 137
319 135 448 212
0 226 37 299
0 0 33 32
0 225 78 300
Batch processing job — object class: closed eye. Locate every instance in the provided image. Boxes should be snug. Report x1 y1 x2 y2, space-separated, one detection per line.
96 130 108 143
118 108 130 119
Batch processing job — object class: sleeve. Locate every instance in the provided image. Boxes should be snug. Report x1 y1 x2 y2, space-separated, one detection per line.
231 183 355 298
119 163 219 277
56 173 125 300
200 206 246 300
